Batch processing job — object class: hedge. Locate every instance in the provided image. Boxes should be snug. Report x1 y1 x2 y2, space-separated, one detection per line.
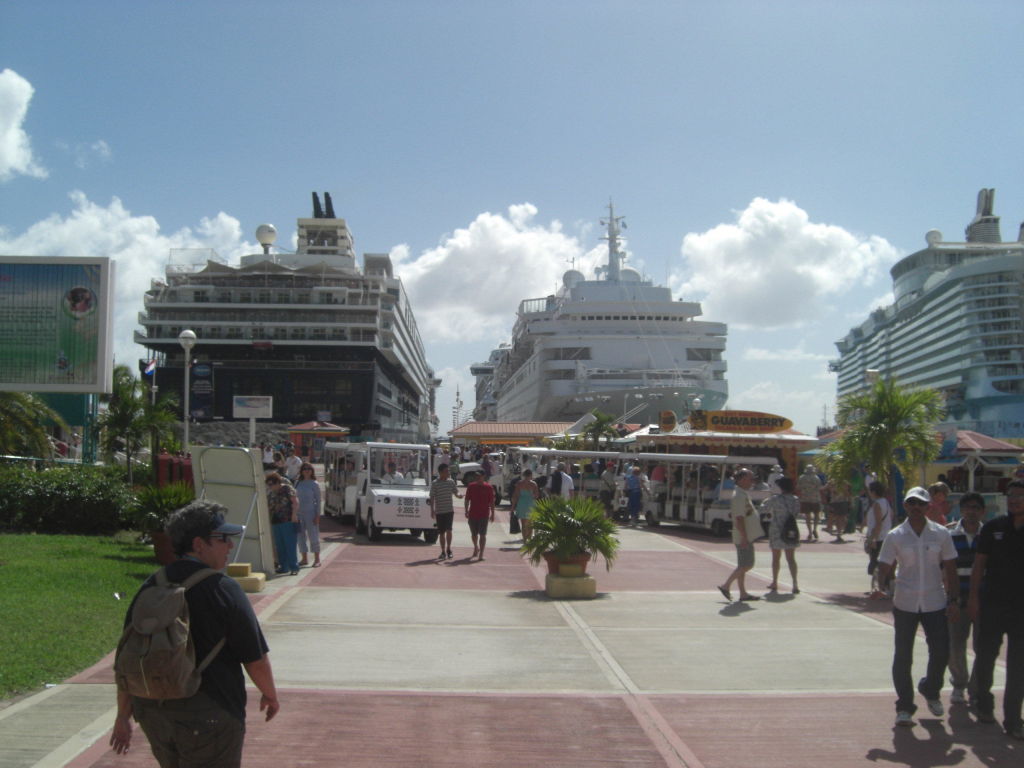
0 465 137 535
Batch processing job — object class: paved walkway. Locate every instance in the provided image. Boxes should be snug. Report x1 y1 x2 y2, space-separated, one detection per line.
0 514 1015 768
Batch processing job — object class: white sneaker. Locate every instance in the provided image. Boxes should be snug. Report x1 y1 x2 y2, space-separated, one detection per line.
950 688 967 704
895 711 914 726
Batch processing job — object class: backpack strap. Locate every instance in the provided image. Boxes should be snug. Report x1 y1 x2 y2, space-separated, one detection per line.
184 567 228 670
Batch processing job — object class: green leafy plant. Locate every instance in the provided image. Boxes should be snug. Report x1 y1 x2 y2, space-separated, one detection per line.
0 465 135 535
127 482 195 534
520 495 620 570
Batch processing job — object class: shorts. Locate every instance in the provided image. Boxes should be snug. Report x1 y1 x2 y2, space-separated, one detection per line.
829 501 850 517
734 544 755 569
468 517 490 536
800 502 820 518
434 512 454 532
866 541 883 574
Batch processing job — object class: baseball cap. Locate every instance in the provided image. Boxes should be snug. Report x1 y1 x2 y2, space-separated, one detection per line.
903 486 931 504
211 512 245 536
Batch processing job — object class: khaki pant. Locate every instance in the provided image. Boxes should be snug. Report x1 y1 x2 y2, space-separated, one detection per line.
134 692 245 768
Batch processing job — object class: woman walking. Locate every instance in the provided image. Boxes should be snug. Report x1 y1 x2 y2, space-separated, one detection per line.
295 462 322 567
510 469 540 541
864 480 893 599
763 477 801 594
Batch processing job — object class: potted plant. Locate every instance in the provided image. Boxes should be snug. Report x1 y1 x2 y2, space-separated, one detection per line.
520 495 620 576
128 482 196 564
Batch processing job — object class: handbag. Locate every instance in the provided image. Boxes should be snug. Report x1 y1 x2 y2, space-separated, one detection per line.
509 513 521 534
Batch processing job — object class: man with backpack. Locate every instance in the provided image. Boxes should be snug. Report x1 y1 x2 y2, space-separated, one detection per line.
109 500 280 766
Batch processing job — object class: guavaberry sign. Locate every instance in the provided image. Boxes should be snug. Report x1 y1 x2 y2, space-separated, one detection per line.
688 410 793 434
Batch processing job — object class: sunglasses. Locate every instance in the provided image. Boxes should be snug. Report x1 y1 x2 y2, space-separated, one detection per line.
209 533 234 543
904 498 927 506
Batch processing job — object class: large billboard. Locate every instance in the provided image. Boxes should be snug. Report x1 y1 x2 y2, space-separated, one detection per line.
0 257 114 393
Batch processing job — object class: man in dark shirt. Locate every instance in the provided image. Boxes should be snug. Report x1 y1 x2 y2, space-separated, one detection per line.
464 471 496 561
110 501 280 766
969 480 1024 739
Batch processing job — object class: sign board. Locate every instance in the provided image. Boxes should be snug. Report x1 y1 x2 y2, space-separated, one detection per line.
688 410 793 434
191 446 274 575
0 257 114 393
233 395 273 419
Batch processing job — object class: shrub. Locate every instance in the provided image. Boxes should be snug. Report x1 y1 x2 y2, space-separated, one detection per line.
0 465 136 535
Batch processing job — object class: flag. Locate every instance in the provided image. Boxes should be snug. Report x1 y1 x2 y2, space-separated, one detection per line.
144 360 157 375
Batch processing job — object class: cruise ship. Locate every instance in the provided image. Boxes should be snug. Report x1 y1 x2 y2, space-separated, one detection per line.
832 189 1024 439
136 193 439 441
471 205 729 424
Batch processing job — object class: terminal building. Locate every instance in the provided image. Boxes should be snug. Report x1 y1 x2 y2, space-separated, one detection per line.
832 189 1024 439
136 193 439 442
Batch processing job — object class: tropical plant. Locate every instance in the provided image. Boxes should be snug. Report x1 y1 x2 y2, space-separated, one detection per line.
520 495 620 570
0 392 65 458
126 481 195 534
546 432 583 450
96 365 178 484
581 409 620 450
823 377 945 488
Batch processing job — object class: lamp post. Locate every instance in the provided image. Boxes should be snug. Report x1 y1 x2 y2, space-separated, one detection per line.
178 329 196 455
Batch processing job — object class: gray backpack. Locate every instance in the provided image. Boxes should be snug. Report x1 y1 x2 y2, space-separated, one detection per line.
114 567 225 700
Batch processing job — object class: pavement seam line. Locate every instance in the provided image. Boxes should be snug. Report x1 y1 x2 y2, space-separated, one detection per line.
555 602 698 768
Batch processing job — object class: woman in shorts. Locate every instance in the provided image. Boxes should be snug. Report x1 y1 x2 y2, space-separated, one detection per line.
864 480 892 599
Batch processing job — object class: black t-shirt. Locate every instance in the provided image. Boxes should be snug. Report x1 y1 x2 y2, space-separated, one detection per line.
976 514 1024 610
126 559 269 721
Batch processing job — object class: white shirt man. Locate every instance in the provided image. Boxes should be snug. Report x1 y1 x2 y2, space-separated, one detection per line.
877 486 959 726
284 453 302 483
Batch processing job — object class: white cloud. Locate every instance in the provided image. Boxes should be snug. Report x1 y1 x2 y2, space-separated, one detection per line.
743 345 832 362
0 191 252 367
56 138 113 169
393 203 595 344
671 198 901 329
0 69 47 181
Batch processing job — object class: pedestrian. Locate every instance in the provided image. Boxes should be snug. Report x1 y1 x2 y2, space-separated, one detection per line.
295 462 321 568
266 473 299 575
464 471 495 560
284 449 302 484
428 463 462 559
927 481 951 525
717 468 762 602
826 478 851 543
511 469 540 541
109 500 280 765
797 465 823 541
947 492 984 706
877 486 959 727
968 479 1024 738
763 476 800 594
624 466 648 527
551 462 574 499
599 461 618 518
865 480 893 599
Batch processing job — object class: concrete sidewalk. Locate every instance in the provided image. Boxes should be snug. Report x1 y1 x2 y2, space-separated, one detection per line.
1 514 1015 768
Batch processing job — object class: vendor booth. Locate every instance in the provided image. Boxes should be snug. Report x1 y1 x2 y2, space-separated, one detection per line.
286 420 349 462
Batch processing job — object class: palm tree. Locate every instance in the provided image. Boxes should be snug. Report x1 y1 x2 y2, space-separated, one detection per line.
97 365 177 484
581 409 619 450
0 392 65 458
823 377 944 489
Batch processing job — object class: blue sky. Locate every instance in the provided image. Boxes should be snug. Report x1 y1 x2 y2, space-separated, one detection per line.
2 0 1023 435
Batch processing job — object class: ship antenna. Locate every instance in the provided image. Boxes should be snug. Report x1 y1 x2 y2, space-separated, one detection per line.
599 200 625 282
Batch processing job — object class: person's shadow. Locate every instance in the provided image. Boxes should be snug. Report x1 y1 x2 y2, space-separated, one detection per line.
866 718 966 766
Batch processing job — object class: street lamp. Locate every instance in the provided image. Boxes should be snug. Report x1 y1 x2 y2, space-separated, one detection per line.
178 329 196 455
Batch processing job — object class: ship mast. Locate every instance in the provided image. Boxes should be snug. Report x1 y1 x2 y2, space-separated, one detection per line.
600 201 625 282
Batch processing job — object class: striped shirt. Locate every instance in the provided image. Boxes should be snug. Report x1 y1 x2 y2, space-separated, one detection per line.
947 519 979 602
429 478 459 516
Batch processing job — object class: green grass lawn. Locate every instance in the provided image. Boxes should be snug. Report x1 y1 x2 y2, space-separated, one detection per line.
0 533 154 700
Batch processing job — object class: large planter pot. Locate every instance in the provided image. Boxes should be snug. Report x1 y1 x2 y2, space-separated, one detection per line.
542 551 592 575
151 531 176 565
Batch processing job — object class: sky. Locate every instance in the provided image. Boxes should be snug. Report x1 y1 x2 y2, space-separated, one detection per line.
2 0 1023 436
